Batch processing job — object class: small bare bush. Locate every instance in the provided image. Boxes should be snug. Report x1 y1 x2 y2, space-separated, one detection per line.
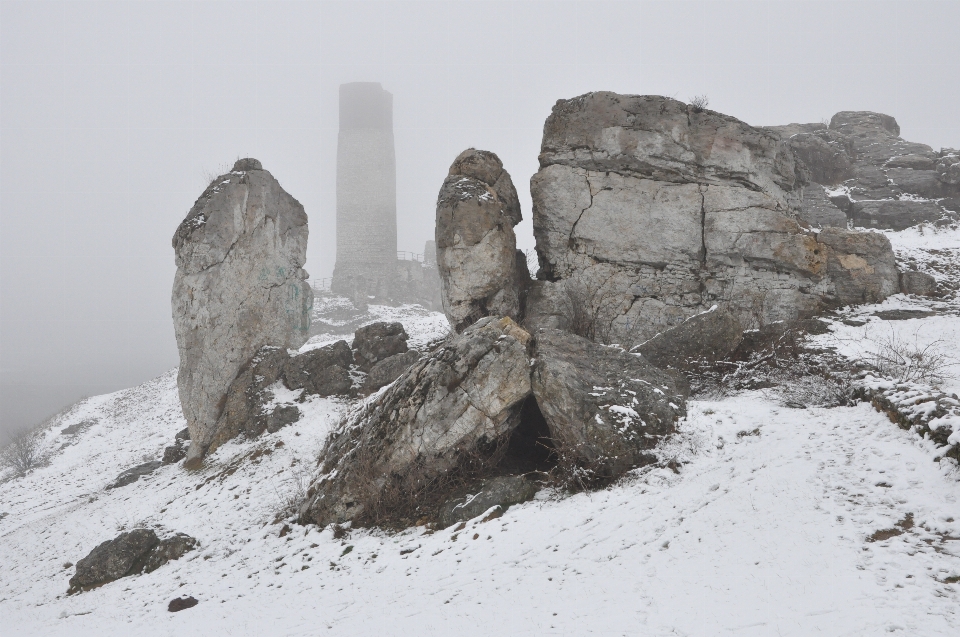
772 374 856 409
1 428 46 478
864 328 955 386
689 95 709 113
273 465 311 522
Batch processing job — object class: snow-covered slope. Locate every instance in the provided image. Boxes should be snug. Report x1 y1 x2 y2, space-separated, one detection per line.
3 259 960 635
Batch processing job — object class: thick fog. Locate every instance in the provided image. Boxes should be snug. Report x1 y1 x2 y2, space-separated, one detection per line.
1 0 958 440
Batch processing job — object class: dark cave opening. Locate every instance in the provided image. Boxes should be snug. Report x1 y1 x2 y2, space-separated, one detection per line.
496 396 557 475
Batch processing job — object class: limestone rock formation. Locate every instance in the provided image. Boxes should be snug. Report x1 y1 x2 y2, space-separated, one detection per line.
531 329 685 480
300 317 532 527
206 342 353 455
364 350 421 393
528 93 900 347
797 183 848 228
770 112 958 231
67 529 197 594
436 149 529 331
900 270 937 297
172 158 312 467
633 307 744 370
352 322 409 371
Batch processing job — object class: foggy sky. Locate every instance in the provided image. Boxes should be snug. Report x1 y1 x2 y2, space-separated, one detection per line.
2 0 959 439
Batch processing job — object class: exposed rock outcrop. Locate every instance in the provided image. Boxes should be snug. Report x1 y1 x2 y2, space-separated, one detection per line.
300 317 532 527
106 461 161 490
352 322 409 371
529 93 900 347
900 270 938 297
531 329 685 480
438 476 539 528
769 112 958 231
207 342 353 455
301 316 689 528
633 307 744 370
436 149 529 331
68 529 197 594
162 428 190 465
364 350 422 393
172 158 312 467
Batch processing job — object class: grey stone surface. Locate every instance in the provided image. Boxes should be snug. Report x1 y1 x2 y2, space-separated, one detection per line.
530 93 899 348
785 131 854 186
106 461 161 490
172 158 311 466
436 149 528 332
364 350 422 393
798 183 848 228
634 307 744 370
207 342 353 455
68 529 197 594
285 340 354 396
850 199 944 230
900 270 938 296
938 150 960 185
438 476 539 527
300 317 532 527
353 322 409 371
532 329 685 480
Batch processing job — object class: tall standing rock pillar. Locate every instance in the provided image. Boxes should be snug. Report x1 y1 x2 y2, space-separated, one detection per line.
332 82 398 301
172 158 312 468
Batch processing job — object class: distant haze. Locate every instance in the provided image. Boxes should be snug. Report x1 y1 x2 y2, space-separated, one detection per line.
2 0 958 439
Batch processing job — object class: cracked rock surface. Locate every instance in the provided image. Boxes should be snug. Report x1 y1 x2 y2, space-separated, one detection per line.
529 93 899 347
436 149 529 331
172 158 312 466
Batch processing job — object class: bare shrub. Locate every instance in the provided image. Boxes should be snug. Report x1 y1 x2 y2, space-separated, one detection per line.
689 95 709 113
864 327 955 386
561 279 622 343
772 374 856 409
1 428 47 478
273 465 311 522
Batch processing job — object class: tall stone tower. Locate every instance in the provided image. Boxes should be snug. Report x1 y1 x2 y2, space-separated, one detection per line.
332 82 398 300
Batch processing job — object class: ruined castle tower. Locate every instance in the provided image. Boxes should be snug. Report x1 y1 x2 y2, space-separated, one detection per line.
332 82 398 299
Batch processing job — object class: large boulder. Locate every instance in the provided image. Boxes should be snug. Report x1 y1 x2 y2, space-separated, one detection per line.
300 317 532 527
529 93 900 348
172 158 312 467
900 270 937 297
633 306 744 370
364 350 422 393
352 322 408 371
532 329 686 480
67 529 197 594
436 149 529 331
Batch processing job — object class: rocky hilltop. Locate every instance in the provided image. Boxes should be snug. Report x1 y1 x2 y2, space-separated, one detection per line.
768 111 960 230
525 93 899 347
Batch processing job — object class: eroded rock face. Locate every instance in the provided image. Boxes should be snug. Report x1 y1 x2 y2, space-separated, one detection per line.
771 112 958 230
67 530 197 594
529 93 900 347
634 307 743 370
532 330 685 480
300 317 532 527
207 342 352 455
900 270 937 296
364 350 421 393
436 149 529 331
172 158 312 466
353 322 408 371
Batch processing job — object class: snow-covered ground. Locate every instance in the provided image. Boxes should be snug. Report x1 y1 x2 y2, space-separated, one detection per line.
3 231 960 635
